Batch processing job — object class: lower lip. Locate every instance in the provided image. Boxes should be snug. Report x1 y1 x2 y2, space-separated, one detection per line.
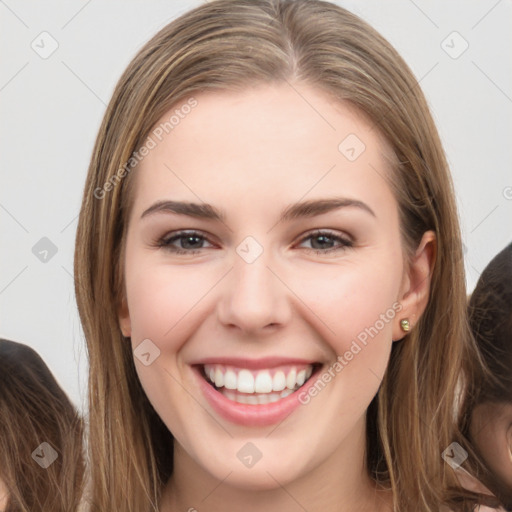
193 365 322 427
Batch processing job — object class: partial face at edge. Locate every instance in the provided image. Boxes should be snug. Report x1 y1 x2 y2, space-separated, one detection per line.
471 401 512 496
118 82 434 489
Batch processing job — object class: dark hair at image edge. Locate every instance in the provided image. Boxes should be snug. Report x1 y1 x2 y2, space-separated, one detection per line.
468 242 512 404
458 241 512 508
0 339 85 512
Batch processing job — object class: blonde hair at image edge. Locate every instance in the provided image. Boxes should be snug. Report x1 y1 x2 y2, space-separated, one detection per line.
73 1 495 511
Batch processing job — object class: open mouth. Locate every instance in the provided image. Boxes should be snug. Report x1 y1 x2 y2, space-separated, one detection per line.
198 363 322 405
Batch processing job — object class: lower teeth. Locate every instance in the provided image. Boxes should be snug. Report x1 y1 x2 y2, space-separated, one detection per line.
219 387 295 404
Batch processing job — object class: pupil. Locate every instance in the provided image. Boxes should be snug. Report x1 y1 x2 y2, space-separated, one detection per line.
183 235 201 249
312 235 332 249
180 235 334 250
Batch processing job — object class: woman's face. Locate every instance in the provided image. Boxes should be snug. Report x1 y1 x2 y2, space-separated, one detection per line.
119 82 431 490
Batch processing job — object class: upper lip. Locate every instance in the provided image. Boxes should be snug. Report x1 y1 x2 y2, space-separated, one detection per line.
190 356 320 370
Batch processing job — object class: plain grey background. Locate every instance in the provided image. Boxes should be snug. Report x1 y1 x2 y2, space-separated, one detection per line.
1 0 511 412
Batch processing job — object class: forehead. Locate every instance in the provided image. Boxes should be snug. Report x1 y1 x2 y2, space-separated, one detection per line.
129 82 396 221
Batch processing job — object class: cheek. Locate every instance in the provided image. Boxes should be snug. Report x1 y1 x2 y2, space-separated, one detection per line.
125 247 401 361
292 263 398 443
124 258 207 437
293 256 401 354
288 258 401 418
125 257 217 343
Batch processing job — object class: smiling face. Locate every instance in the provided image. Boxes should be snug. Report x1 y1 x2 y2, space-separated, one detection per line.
118 82 432 497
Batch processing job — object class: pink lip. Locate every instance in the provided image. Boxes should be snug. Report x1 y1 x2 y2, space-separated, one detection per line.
192 364 322 427
189 356 318 370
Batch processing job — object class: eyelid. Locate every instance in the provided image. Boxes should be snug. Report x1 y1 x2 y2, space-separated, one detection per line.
156 228 354 255
298 228 353 243
157 229 216 250
296 229 353 253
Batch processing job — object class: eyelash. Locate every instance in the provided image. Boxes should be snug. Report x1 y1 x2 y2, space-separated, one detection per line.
156 230 353 256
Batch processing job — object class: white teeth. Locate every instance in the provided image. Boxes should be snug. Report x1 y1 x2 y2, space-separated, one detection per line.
259 393 280 404
235 392 247 404
203 364 316 396
224 369 237 390
245 394 259 405
220 388 296 404
272 371 286 391
214 367 224 388
222 390 236 401
254 371 273 393
237 369 255 393
286 368 297 390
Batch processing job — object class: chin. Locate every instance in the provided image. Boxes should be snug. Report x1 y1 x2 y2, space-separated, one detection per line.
218 465 302 492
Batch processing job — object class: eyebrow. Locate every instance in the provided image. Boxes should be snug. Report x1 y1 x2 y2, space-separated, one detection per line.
140 197 376 223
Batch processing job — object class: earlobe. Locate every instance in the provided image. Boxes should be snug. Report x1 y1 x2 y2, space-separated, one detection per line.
118 296 132 338
392 230 436 341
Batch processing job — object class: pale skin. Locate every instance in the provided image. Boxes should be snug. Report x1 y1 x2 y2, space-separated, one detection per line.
118 82 435 512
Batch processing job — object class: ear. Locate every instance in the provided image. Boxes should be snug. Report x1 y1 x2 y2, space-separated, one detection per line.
118 294 132 338
392 230 436 341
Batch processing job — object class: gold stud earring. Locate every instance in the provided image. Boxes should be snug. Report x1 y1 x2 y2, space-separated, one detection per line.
400 319 410 332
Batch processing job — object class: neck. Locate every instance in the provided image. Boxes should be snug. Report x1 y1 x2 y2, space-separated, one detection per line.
159 415 392 512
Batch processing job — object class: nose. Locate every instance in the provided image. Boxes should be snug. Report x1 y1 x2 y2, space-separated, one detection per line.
216 248 291 335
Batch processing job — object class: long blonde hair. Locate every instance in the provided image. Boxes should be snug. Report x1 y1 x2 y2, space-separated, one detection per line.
74 1 492 510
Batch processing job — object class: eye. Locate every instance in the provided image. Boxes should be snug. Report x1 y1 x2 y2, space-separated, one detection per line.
297 230 353 255
156 230 214 255
155 229 353 256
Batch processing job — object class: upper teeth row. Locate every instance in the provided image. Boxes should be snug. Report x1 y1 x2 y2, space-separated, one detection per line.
204 364 314 394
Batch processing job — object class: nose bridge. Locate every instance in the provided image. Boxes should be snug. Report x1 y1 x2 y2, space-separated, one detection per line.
218 238 288 331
